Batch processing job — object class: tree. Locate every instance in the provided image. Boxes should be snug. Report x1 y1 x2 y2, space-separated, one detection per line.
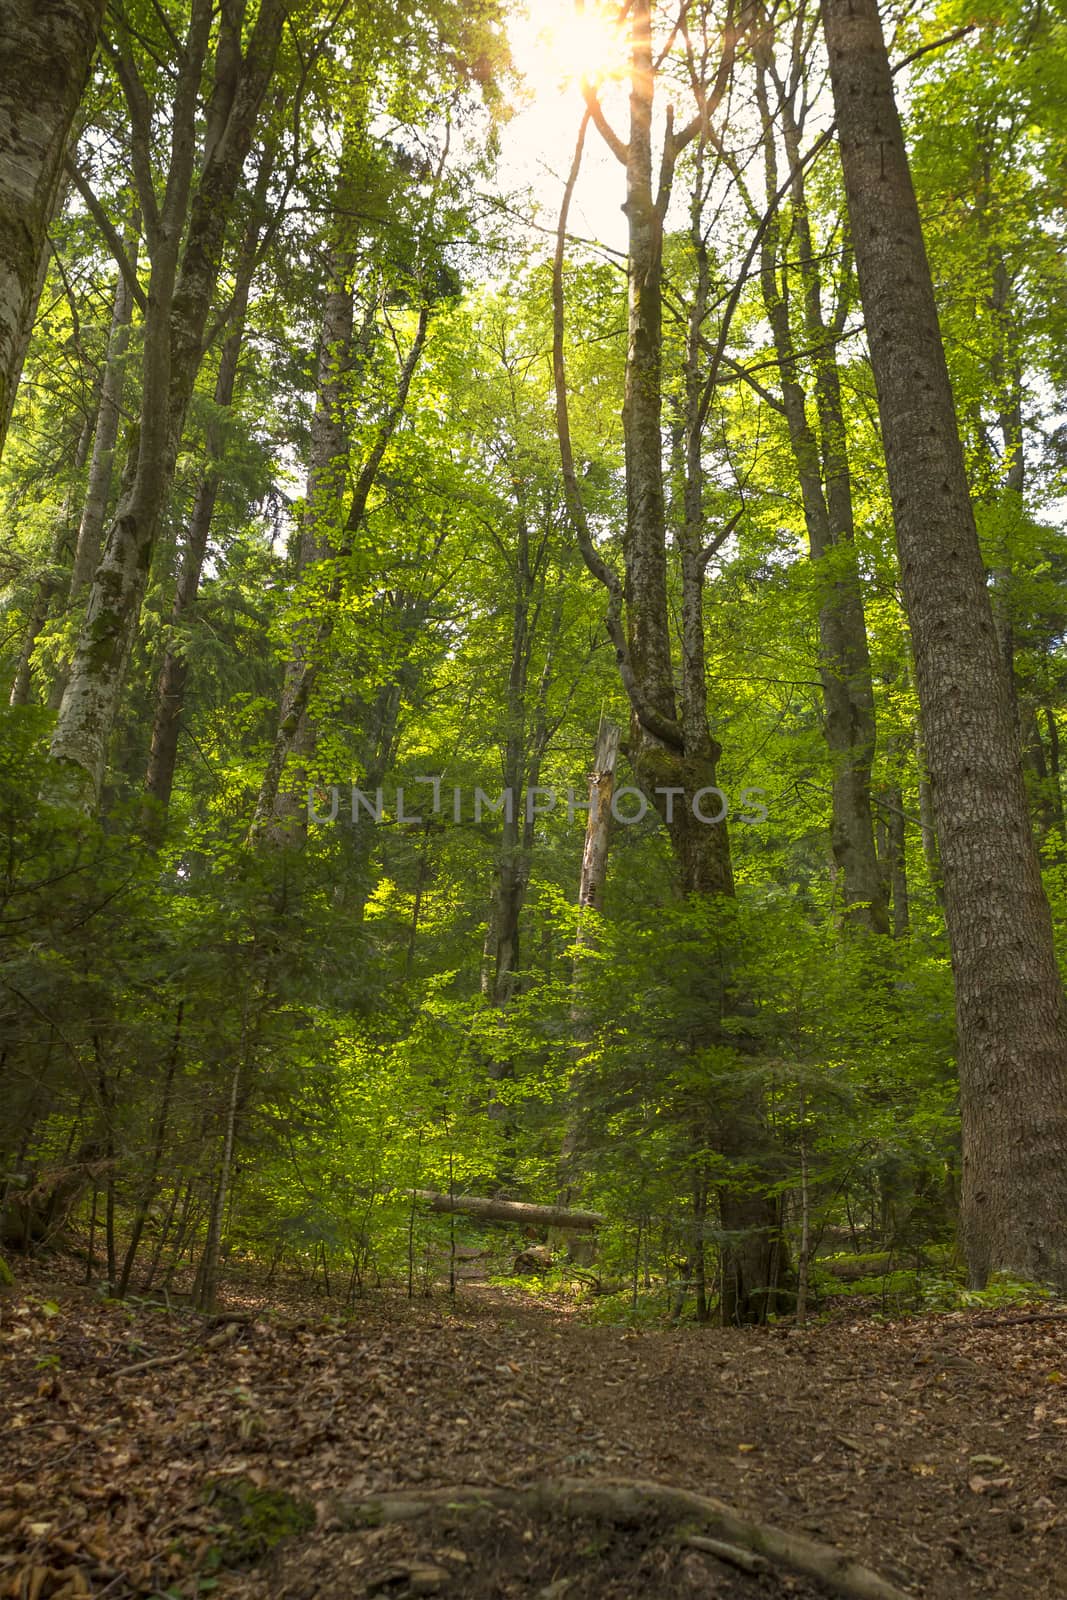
822 0 1067 1290
745 18 887 933
554 0 789 1322
0 0 104 459
47 0 287 811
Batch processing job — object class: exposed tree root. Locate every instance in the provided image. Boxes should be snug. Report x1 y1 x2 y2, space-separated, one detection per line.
327 1475 912 1600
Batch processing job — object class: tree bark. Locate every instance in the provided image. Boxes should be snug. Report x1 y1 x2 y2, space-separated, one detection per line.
0 0 104 460
44 247 138 710
46 0 285 810
752 54 886 932
143 151 275 821
266 249 357 840
554 2 778 1320
823 0 1067 1290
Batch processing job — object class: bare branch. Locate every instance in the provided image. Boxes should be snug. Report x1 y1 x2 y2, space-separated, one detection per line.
64 159 147 314
699 504 745 569
582 83 628 164
892 22 977 74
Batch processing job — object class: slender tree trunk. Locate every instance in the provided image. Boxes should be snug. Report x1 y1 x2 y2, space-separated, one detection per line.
885 786 909 939
481 507 559 1005
752 57 886 932
558 717 620 1205
193 1058 240 1313
46 0 285 810
116 1000 182 1296
910 678 943 902
140 1175 183 1294
577 718 620 928
824 0 1067 1290
143 152 274 820
554 1 778 1320
268 251 356 839
45 250 138 709
69 252 137 604
249 306 428 837
795 1123 811 1328
0 0 104 459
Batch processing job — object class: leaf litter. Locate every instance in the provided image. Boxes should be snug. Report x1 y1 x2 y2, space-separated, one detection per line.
2 1264 1066 1598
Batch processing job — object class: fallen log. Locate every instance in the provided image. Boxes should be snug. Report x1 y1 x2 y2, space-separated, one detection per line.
327 1476 910 1600
411 1191 603 1231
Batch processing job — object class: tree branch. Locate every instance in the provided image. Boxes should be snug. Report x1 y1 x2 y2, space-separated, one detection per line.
64 160 147 314
582 83 628 164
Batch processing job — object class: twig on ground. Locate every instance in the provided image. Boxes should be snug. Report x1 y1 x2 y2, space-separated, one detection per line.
684 1534 769 1573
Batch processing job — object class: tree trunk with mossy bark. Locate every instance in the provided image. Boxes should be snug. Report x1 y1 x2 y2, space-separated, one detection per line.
45 0 285 811
0 0 104 461
823 0 1067 1291
143 151 276 825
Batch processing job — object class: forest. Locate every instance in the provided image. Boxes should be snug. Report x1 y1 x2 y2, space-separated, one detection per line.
1 1 1067 1597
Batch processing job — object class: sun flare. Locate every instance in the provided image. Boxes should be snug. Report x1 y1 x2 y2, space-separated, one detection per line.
526 1 629 93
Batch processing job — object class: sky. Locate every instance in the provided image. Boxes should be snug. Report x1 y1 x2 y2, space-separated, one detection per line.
495 0 631 256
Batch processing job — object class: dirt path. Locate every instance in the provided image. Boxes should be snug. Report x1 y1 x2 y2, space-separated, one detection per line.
2 1278 1066 1598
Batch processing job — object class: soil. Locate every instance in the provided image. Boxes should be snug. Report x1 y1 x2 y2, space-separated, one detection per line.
2 1262 1066 1599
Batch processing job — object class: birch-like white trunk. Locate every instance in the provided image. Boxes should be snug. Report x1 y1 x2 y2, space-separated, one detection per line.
0 0 104 459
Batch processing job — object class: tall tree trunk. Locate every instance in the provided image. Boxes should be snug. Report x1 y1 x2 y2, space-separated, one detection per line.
143 152 275 821
558 717 620 1207
0 0 104 459
555 3 777 1320
46 249 138 709
577 717 620 927
266 253 356 841
69 248 138 605
193 1058 240 1314
116 999 182 1296
751 55 886 933
45 0 285 810
876 784 909 939
481 506 559 1006
823 0 1067 1290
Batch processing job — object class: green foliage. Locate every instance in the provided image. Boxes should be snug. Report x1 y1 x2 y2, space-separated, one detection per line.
201 1478 315 1568
1 0 1065 1324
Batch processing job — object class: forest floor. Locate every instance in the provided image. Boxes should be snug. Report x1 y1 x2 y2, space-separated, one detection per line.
3 1261 1067 1600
